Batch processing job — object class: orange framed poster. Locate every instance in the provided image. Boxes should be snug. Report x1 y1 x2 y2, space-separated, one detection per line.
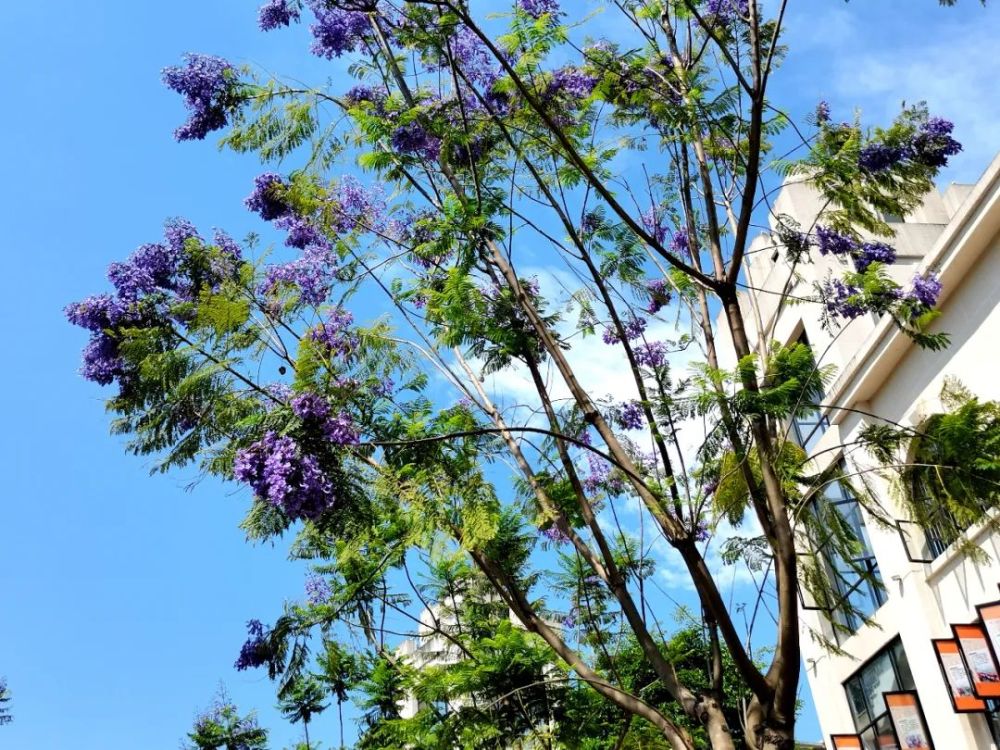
884 691 934 750
975 600 1000 665
932 638 986 712
830 735 862 750
953 623 1000 698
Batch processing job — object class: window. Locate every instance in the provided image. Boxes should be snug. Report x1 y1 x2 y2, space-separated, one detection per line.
790 332 829 454
810 463 886 637
844 639 915 750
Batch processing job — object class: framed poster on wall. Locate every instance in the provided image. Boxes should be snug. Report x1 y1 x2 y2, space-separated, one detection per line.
932 638 987 712
884 692 934 750
830 734 862 750
953 623 1000 698
975 600 1000 664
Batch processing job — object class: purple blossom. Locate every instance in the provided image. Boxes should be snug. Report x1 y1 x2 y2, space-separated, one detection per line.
264 382 293 404
815 225 855 257
822 278 866 320
235 619 270 671
602 316 646 345
258 0 299 31
275 215 326 250
670 229 691 258
344 84 386 108
640 206 669 245
517 0 560 18
583 452 626 495
245 173 291 222
704 0 749 24
233 431 336 521
858 143 906 173
65 295 125 333
634 341 668 368
912 117 962 169
291 392 331 422
161 53 238 141
107 242 180 302
164 217 201 253
693 520 711 542
261 244 338 306
212 230 244 263
333 176 386 234
815 101 831 124
548 67 598 100
309 308 357 356
308 3 369 59
618 401 644 431
80 335 124 385
854 241 896 272
906 273 942 309
391 122 442 162
436 27 499 87
646 278 671 314
541 525 569 544
580 212 601 235
304 573 332 605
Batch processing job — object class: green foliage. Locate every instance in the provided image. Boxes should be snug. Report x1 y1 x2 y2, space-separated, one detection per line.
186 689 269 750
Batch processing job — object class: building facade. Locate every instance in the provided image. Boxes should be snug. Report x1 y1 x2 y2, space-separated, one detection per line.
721 155 1000 749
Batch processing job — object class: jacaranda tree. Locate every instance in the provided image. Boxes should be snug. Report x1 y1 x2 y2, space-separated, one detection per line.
67 1 987 748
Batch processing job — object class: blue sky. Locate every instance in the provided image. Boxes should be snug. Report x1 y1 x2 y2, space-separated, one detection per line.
0 2 997 748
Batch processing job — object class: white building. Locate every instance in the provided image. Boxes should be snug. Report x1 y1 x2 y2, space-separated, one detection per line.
721 154 1000 749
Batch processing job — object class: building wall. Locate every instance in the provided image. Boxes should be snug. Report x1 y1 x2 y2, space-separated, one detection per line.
726 154 1000 749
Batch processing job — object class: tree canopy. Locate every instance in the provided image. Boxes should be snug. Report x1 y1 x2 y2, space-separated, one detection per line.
65 1 992 749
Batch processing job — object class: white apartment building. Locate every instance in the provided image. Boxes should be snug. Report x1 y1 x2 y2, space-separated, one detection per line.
719 154 1000 749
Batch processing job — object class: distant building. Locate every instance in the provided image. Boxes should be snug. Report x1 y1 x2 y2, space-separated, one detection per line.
719 155 1000 749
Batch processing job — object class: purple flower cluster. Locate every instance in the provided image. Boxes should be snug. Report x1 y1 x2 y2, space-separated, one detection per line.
815 101 831 124
107 242 180 302
291 392 359 445
859 117 962 174
245 173 291 222
433 27 499 88
344 84 387 108
517 0 560 18
233 431 336 521
583 452 626 495
541 525 569 544
704 0 749 24
308 2 369 59
65 295 125 333
332 176 386 234
906 273 942 308
548 67 598 100
670 229 691 259
261 244 338 306
275 215 326 250
646 278 671 314
912 117 963 169
304 573 332 605
815 225 855 257
258 0 299 31
693 520 711 542
68 219 244 386
858 143 907 173
822 278 866 320
391 122 442 162
309 308 358 357
634 341 668 368
235 619 270 671
161 53 237 141
640 205 669 245
854 241 897 273
618 401 644 431
601 315 646 345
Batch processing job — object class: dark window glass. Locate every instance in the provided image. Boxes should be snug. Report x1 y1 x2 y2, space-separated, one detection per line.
844 638 915 743
791 332 829 454
810 464 886 637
